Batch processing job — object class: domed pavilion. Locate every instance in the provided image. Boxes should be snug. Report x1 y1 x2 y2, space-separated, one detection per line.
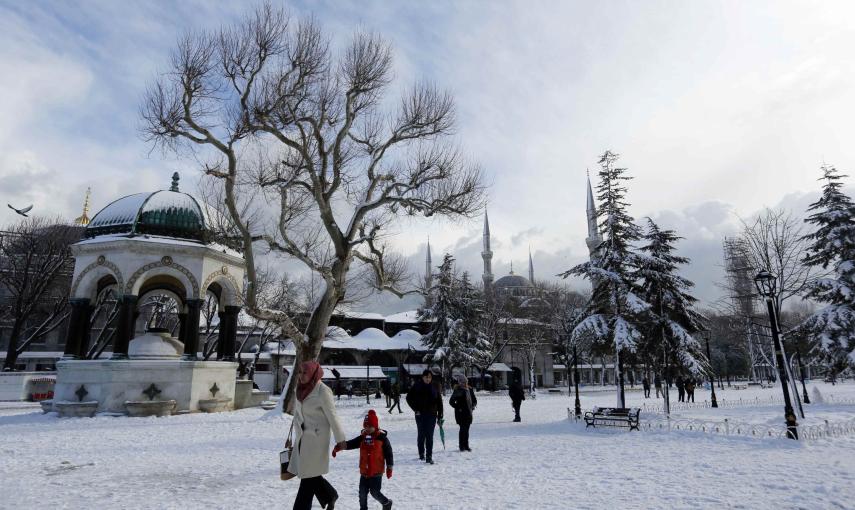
53 173 247 415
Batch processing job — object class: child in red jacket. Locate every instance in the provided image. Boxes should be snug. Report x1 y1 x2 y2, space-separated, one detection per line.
332 409 394 510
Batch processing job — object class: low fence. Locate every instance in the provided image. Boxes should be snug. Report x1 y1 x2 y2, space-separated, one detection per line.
640 394 855 414
569 407 855 441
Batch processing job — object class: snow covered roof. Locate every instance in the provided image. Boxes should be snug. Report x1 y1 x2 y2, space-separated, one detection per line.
86 187 206 242
322 327 429 351
488 362 513 372
384 310 421 323
340 311 386 320
321 365 386 379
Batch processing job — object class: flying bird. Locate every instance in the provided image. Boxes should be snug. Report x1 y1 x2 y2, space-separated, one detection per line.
7 204 33 217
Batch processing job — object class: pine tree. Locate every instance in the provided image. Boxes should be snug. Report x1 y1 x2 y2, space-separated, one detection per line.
561 151 651 406
419 255 491 382
800 164 855 373
636 218 706 376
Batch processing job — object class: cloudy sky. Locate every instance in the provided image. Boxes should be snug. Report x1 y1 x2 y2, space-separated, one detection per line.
2 0 854 312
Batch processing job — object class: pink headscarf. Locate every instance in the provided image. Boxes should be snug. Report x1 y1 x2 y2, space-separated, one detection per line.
296 361 324 402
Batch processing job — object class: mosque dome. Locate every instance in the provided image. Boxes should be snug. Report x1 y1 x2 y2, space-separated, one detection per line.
84 173 206 242
494 273 532 289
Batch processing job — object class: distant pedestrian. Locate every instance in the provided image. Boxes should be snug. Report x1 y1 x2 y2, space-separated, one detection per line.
685 377 696 402
382 379 392 408
347 383 354 399
676 376 686 403
449 375 477 452
335 379 343 401
642 377 651 399
509 379 525 421
388 383 403 414
406 369 444 464
654 374 663 398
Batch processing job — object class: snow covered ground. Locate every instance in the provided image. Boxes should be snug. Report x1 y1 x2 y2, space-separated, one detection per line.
2 382 855 509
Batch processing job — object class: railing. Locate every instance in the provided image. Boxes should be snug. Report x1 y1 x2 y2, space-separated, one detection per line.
569 408 855 441
640 394 855 413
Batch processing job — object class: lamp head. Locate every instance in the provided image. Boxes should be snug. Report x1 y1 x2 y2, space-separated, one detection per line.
753 270 777 298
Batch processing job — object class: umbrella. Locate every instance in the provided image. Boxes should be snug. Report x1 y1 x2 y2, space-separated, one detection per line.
438 418 446 450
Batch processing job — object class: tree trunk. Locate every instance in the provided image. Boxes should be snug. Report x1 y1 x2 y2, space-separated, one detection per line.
2 320 24 371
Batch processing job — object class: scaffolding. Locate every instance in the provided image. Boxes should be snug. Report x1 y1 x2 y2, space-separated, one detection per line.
722 237 769 382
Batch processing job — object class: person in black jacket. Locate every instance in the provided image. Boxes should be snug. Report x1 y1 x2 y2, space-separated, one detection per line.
449 375 477 451
405 369 444 464
508 380 525 422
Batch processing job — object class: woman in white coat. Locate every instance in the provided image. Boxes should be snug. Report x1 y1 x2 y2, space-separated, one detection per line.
289 361 347 510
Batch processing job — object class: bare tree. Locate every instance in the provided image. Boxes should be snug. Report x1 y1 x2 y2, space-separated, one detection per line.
740 208 819 312
0 218 79 370
141 4 484 410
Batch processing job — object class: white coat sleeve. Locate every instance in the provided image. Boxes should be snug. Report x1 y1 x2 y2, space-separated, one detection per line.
320 384 346 444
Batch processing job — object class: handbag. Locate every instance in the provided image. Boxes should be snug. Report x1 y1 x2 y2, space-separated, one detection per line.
279 423 296 481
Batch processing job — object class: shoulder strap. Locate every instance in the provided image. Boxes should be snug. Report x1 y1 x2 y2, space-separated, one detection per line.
285 421 294 447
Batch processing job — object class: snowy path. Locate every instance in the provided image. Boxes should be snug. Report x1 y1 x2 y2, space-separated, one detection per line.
1 383 854 509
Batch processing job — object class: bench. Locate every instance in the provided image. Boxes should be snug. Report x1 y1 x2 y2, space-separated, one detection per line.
731 384 748 390
584 407 641 431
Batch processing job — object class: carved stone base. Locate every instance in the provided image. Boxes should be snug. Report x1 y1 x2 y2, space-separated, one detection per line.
40 399 54 414
124 400 177 417
55 401 98 418
198 398 231 413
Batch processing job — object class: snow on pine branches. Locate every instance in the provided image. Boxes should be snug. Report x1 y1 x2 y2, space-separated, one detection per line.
419 254 492 374
562 151 651 353
562 151 706 378
800 164 855 371
636 218 706 375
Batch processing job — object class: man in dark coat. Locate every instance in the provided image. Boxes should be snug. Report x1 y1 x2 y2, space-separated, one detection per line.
642 377 651 398
406 369 444 464
508 380 525 422
676 376 686 402
654 374 663 398
388 382 403 414
449 375 477 451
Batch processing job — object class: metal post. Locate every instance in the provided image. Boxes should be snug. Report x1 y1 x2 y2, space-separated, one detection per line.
366 348 371 405
616 348 626 408
796 347 810 404
705 335 718 408
765 298 798 439
573 344 581 418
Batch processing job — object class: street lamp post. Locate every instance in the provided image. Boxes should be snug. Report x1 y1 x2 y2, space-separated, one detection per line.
796 347 810 404
366 348 371 405
705 333 718 408
754 270 798 440
573 344 581 418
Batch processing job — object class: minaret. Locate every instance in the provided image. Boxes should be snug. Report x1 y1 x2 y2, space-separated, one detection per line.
73 187 92 226
585 172 602 257
424 239 434 307
528 247 535 284
424 239 433 289
482 211 493 295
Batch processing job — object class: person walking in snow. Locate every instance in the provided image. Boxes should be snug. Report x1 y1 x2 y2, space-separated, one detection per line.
406 369 444 464
685 377 696 403
449 375 477 451
332 410 394 510
509 379 525 421
288 361 347 510
642 377 651 398
676 375 686 403
654 374 663 398
388 383 402 414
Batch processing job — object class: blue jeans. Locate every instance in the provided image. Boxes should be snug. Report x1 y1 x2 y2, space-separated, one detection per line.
415 413 437 460
359 475 390 510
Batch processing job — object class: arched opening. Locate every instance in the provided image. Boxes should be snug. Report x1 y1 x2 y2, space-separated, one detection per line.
86 280 120 359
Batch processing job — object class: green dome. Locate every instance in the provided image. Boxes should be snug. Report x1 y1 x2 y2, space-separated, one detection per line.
85 176 206 241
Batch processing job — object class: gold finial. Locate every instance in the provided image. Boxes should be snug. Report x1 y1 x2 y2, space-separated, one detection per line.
74 187 91 226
